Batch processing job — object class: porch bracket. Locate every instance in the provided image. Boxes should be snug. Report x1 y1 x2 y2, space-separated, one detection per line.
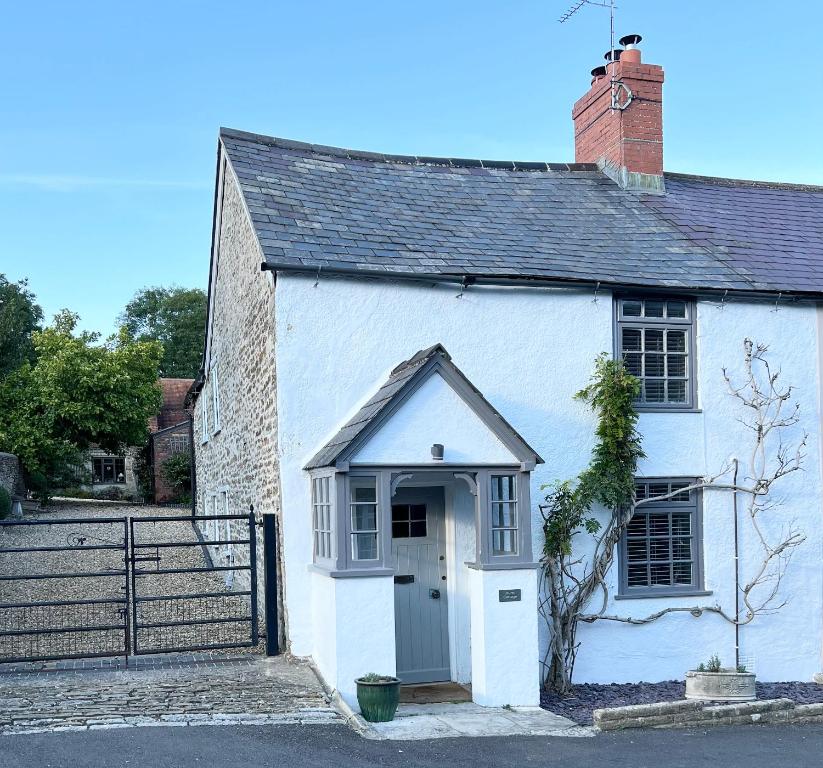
453 472 478 496
390 474 415 496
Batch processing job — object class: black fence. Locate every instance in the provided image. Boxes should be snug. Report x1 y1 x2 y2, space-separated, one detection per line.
130 513 258 655
0 517 130 663
0 511 259 664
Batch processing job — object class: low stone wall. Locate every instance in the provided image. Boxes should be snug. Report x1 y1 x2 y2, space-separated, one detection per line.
593 698 823 731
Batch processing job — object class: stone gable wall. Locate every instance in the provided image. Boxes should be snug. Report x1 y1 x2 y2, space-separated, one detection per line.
192 161 282 647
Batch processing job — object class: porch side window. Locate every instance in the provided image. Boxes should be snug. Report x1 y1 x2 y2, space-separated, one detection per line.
350 476 379 561
616 297 694 409
619 479 704 597
490 474 518 555
312 476 334 561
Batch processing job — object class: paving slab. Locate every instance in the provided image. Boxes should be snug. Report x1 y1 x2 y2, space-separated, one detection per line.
360 701 594 740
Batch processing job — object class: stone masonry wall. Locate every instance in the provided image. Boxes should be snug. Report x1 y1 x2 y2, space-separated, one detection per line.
0 453 24 500
192 159 283 648
593 698 823 731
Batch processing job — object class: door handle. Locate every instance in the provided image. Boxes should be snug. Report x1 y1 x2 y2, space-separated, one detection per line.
429 589 441 600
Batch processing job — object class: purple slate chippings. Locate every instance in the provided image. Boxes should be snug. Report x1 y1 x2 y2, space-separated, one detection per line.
540 681 823 725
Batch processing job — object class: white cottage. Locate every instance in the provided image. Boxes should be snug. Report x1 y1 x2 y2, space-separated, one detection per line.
191 37 823 709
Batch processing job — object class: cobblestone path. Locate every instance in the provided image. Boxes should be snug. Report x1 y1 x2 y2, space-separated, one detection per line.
0 656 339 735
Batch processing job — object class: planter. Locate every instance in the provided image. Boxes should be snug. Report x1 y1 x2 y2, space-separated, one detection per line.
355 676 401 722
685 669 756 702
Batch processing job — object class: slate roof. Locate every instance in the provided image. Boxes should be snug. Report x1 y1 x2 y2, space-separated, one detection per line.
646 174 823 294
305 344 543 470
220 128 823 295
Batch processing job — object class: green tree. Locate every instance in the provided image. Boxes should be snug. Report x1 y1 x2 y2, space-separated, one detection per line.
0 311 163 497
119 286 207 378
161 452 192 501
0 274 43 377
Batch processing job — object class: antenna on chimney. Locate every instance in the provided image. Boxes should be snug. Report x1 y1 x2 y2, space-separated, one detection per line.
558 0 620 110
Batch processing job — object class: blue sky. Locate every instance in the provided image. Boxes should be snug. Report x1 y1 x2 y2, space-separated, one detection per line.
2 0 821 336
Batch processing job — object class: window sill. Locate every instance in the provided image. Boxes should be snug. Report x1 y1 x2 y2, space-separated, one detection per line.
636 407 703 415
465 560 541 571
307 563 394 579
615 589 713 600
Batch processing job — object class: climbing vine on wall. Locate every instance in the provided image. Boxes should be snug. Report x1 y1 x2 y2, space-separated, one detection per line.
540 341 806 694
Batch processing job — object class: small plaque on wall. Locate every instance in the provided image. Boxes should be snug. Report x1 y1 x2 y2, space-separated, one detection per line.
498 589 521 603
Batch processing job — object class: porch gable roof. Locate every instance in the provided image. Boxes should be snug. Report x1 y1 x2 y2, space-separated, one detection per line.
304 344 543 470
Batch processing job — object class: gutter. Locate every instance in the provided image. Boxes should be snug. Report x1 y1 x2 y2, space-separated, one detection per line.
260 262 819 304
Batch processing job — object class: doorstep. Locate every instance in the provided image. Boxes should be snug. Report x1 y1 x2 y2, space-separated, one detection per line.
354 702 593 740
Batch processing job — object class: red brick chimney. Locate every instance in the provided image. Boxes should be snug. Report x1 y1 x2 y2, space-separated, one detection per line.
572 34 665 193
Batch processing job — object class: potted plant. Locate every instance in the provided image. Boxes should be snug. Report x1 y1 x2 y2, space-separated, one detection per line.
355 673 401 722
685 654 756 702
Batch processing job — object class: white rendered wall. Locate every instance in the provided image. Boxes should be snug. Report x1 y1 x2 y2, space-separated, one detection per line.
275 273 822 685
469 567 540 707
573 300 822 683
275 274 609 658
310 571 396 709
445 481 476 684
351 372 517 465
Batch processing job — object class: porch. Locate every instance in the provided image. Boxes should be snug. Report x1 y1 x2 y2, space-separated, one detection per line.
303 345 544 710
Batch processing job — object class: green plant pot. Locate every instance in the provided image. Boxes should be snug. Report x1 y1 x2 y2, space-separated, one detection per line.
355 677 401 722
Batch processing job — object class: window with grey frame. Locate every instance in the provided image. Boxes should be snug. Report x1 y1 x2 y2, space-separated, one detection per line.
616 297 695 408
490 474 518 556
349 476 379 561
312 475 334 561
619 479 704 597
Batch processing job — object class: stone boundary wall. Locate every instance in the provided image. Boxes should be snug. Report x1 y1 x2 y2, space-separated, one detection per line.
593 698 823 731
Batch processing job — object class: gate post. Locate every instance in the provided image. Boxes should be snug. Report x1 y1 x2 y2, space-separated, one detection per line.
262 513 280 656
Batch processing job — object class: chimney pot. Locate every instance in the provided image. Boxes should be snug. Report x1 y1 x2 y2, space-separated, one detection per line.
604 48 622 63
619 33 643 48
590 65 607 83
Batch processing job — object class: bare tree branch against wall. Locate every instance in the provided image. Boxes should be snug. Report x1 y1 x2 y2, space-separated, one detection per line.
539 339 807 694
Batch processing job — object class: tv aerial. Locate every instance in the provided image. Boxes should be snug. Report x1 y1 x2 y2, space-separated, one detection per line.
559 0 635 112
559 0 617 59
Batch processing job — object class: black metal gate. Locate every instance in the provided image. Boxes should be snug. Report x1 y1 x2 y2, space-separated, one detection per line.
0 511 259 664
0 516 130 663
129 512 258 655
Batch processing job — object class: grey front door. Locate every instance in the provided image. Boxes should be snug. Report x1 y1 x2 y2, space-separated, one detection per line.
391 486 450 684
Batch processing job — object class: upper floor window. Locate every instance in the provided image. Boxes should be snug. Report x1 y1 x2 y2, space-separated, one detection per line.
201 386 210 444
616 297 695 409
619 478 704 598
211 365 222 434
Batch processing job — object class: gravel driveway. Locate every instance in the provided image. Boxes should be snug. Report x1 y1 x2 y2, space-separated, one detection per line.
0 502 259 662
